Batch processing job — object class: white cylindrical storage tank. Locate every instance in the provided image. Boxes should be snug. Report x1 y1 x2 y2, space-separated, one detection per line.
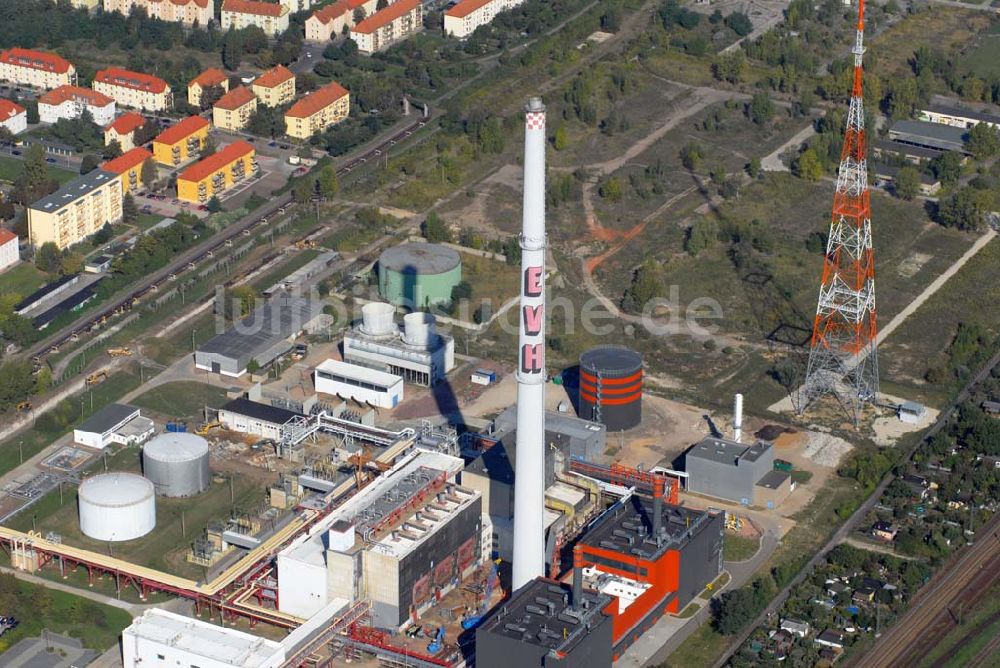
78 473 156 542
403 312 436 348
142 432 211 497
361 302 396 337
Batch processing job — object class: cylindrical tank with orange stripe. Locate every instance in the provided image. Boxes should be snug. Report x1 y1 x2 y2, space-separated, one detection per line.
578 345 643 431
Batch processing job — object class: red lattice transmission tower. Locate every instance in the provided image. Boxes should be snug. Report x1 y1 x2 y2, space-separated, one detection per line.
799 0 878 425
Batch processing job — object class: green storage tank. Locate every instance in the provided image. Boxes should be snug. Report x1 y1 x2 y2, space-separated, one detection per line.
378 242 462 308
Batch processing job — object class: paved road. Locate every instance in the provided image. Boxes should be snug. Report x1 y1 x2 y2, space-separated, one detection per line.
714 349 1000 668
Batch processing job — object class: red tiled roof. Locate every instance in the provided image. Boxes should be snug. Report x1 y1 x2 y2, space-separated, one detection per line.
190 68 228 89
105 111 146 135
102 147 153 174
352 0 420 34
0 99 26 121
94 68 169 94
0 48 73 74
153 115 210 146
310 0 366 24
214 86 256 111
0 229 17 245
222 0 287 17
285 80 349 119
38 85 114 108
254 65 294 89
445 0 493 19
169 0 211 7
178 140 255 183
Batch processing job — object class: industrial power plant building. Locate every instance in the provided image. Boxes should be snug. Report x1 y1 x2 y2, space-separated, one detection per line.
73 403 154 450
377 242 462 308
276 449 484 628
314 358 405 409
684 437 790 506
343 303 455 386
194 296 325 377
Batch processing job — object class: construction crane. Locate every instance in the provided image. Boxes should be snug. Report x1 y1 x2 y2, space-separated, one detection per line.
86 370 109 386
461 559 501 630
426 627 444 654
346 446 391 491
107 347 132 357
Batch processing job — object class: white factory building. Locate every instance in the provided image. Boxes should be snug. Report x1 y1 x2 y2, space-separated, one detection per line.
218 397 305 441
343 303 455 387
276 449 484 628
314 358 404 409
73 403 155 450
123 609 286 668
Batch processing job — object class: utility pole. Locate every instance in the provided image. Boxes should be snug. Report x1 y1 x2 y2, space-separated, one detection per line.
18 440 23 464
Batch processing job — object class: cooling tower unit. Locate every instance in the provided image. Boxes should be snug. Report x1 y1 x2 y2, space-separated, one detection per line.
403 312 437 348
78 473 156 542
579 345 643 431
361 302 397 338
142 432 211 497
378 243 462 308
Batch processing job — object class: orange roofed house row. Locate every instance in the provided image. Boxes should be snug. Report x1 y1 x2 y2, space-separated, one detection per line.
0 48 76 90
0 100 27 136
103 0 213 27
444 0 525 38
188 68 230 108
284 80 349 139
152 116 211 166
348 0 423 54
93 68 172 112
221 0 291 37
176 140 257 203
305 0 377 42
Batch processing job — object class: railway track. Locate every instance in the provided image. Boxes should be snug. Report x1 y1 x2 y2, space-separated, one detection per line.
22 115 429 366
852 512 1000 668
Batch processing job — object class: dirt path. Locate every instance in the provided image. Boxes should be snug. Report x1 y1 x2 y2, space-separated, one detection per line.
761 122 816 172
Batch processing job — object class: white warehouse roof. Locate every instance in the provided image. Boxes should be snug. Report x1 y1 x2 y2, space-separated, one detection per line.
125 609 285 667
315 358 403 387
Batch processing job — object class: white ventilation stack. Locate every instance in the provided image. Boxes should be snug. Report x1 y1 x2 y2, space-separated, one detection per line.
512 96 547 592
733 393 744 444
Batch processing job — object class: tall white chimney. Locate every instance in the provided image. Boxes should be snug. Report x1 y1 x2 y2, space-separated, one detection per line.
733 393 744 443
512 96 547 592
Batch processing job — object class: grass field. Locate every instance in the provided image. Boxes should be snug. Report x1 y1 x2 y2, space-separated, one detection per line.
0 262 47 299
0 576 132 653
868 8 993 77
0 155 75 185
723 534 761 562
458 252 520 320
131 381 230 422
133 213 166 231
10 443 269 580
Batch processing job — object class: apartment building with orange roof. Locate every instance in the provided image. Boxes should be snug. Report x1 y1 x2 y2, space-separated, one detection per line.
251 65 296 107
176 140 257 203
152 116 211 166
283 80 349 139
348 0 423 54
188 68 230 108
104 112 148 152
213 86 258 131
0 100 27 136
444 0 524 38
38 85 116 126
93 68 173 112
104 0 213 26
0 48 77 90
305 0 377 42
221 0 291 37
102 147 154 194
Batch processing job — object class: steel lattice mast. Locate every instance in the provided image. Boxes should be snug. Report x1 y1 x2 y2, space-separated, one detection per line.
799 0 878 425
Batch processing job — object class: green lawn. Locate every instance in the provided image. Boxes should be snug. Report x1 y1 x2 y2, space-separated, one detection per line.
723 534 761 562
132 381 230 421
133 213 166 231
0 262 47 299
0 575 132 653
0 155 74 185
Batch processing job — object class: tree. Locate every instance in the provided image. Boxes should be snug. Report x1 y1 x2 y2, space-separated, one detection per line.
680 142 702 170
200 84 226 110
223 30 243 71
207 196 223 213
22 144 48 192
25 101 38 125
599 177 622 202
748 92 774 125
35 242 61 273
317 164 339 198
140 158 158 190
376 0 388 8
712 51 746 84
685 218 718 256
0 127 13 147
59 250 83 275
450 280 472 302
966 122 1000 160
353 7 366 23
292 178 314 203
422 212 451 242
621 259 666 312
201 135 217 157
103 140 123 160
937 187 989 231
794 148 823 181
477 118 504 154
553 124 569 151
246 358 261 375
747 157 761 179
123 193 138 223
79 154 100 175
930 151 963 184
885 78 918 118
893 166 920 200
724 11 753 36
